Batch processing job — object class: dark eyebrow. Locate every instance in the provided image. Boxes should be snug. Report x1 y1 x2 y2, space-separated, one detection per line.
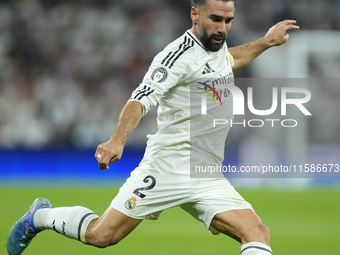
209 14 223 20
209 14 234 22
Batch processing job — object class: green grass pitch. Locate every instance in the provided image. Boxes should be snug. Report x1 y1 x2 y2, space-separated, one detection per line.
1 186 340 255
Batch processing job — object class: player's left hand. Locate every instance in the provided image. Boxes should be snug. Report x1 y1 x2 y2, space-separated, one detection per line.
264 20 300 47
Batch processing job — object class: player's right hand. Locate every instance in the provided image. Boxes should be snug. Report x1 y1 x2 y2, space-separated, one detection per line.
264 20 300 47
94 140 124 170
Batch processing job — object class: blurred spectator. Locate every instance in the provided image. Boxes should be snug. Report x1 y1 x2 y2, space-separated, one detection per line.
0 0 339 148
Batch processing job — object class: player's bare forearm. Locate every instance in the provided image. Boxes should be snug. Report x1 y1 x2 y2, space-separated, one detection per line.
110 101 143 145
229 38 269 71
230 20 299 71
95 101 143 170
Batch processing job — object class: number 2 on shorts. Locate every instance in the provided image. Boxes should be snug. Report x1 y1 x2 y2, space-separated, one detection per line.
133 175 156 198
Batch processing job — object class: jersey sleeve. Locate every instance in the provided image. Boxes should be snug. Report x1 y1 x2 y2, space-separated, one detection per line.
128 48 187 116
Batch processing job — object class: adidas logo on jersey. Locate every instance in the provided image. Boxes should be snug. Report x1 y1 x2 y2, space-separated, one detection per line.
202 63 215 74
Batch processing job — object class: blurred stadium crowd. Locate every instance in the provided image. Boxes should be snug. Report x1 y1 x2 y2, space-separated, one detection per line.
0 0 339 149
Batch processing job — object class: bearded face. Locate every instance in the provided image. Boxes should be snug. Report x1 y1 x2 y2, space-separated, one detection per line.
192 1 234 52
197 24 227 52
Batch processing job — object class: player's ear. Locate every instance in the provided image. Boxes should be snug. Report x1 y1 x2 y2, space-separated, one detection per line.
191 7 199 25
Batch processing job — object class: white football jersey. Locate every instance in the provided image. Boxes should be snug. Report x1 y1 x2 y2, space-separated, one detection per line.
129 30 235 172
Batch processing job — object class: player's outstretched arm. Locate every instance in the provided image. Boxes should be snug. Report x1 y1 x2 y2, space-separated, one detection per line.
95 101 143 170
229 20 300 71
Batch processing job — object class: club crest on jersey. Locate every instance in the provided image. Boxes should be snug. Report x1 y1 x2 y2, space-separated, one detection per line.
151 67 168 83
125 197 137 210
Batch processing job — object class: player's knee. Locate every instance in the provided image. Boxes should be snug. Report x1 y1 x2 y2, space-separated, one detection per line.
259 223 270 240
245 222 271 244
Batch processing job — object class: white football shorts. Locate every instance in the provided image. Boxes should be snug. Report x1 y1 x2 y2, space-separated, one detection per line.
110 149 253 234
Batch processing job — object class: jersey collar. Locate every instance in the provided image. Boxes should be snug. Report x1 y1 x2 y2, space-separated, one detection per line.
186 30 208 51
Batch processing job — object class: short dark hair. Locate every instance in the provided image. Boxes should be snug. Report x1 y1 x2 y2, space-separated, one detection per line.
191 0 236 10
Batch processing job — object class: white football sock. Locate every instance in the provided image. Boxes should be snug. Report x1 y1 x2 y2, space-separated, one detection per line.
241 242 272 255
34 206 99 243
